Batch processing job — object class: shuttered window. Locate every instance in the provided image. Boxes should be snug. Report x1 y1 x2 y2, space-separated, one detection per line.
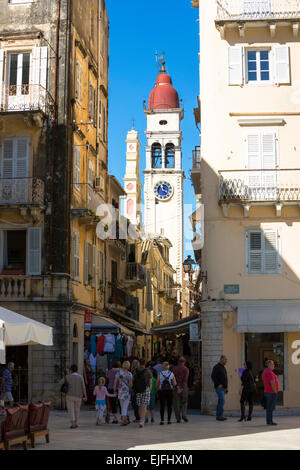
72 231 80 280
75 61 82 103
246 229 281 274
2 138 29 179
73 146 81 192
27 227 42 275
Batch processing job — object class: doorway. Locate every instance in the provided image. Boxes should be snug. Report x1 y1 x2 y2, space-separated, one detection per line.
245 333 284 405
4 345 28 403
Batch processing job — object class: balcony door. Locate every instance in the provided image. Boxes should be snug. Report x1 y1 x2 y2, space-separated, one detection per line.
1 138 29 203
246 130 277 200
7 52 31 110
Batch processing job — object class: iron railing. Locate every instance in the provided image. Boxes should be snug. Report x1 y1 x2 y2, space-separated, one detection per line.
192 146 201 169
219 169 300 202
0 84 54 116
0 178 44 205
126 263 146 286
216 0 300 20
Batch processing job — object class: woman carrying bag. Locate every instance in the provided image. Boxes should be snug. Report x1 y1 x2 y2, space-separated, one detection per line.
238 361 256 422
59 364 87 429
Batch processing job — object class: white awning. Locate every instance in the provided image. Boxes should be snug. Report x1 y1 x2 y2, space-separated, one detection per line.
0 306 53 354
236 304 300 333
0 320 5 364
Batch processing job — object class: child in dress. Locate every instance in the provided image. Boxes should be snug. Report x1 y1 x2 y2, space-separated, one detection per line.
93 377 116 425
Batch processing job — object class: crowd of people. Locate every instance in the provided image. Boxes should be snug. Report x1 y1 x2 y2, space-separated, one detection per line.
211 355 280 426
60 355 190 429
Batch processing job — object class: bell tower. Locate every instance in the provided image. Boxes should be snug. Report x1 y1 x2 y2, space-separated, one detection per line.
143 62 184 286
124 128 142 227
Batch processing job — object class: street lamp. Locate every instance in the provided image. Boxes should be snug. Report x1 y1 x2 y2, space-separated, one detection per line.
183 255 196 274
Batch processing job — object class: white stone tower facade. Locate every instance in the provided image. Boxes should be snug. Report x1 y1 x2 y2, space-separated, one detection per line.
143 68 184 286
123 129 142 227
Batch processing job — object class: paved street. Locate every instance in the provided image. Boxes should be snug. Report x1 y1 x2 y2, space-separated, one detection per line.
23 408 300 451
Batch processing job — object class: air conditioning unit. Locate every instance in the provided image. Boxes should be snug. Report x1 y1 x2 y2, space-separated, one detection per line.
94 177 104 191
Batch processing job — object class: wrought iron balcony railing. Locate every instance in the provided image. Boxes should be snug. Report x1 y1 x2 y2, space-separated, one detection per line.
192 146 201 170
219 169 300 202
216 0 300 21
126 263 146 286
0 84 54 116
0 178 44 205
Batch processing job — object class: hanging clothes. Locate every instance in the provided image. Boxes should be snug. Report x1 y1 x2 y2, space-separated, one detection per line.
89 353 97 373
90 335 97 355
103 333 115 353
126 336 134 357
114 334 124 360
96 334 106 355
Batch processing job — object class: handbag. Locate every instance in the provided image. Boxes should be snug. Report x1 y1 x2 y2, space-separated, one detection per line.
60 377 68 394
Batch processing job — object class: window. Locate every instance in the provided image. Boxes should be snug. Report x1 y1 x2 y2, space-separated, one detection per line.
7 52 31 95
2 138 29 178
151 143 162 169
246 229 281 274
0 228 41 276
73 146 81 192
75 61 82 103
165 143 175 168
84 241 96 286
228 45 290 86
9 0 34 4
72 231 80 280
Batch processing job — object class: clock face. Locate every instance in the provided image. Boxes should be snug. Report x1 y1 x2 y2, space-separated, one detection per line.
154 181 173 201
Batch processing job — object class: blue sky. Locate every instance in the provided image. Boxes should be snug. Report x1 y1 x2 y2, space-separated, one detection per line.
106 0 200 253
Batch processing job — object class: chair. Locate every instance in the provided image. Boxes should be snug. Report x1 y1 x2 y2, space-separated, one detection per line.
28 401 51 448
3 404 28 450
0 407 6 450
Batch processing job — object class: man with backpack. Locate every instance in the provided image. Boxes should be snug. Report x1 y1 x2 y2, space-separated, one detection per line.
132 358 152 428
156 361 177 425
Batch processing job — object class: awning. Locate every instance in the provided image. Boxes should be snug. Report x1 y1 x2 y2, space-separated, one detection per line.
151 314 200 336
0 320 5 364
106 305 147 330
91 314 135 337
236 304 300 333
0 306 53 364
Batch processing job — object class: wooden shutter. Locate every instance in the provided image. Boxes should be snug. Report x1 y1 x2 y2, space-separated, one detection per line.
274 45 290 85
264 230 278 273
84 240 88 285
93 89 98 127
72 231 79 280
75 61 82 102
27 227 42 275
0 50 4 107
74 146 81 191
16 138 28 177
228 46 244 86
31 46 40 86
92 245 96 287
40 46 48 89
248 231 262 273
2 140 13 178
88 83 93 122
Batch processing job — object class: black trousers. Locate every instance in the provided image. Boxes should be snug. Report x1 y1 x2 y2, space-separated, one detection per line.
159 390 173 422
240 389 255 418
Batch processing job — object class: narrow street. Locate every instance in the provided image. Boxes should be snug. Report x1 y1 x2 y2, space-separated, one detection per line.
24 409 300 451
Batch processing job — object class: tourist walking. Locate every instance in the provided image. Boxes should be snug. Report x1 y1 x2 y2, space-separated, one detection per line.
146 368 157 424
211 355 228 421
60 364 87 429
153 357 163 376
132 358 152 428
262 359 279 426
83 360 94 405
238 361 256 422
173 357 190 423
1 362 14 407
130 359 140 423
114 360 133 426
93 377 116 425
156 361 177 425
106 361 121 424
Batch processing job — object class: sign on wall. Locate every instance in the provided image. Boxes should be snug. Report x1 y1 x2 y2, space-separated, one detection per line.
291 340 300 365
189 323 200 341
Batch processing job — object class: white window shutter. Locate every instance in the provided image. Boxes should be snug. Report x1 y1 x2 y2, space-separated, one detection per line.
248 231 262 273
228 46 244 86
264 230 278 273
0 50 4 108
40 46 48 89
262 132 276 169
31 46 40 86
27 227 42 275
74 146 81 190
84 240 88 285
92 245 96 287
247 133 260 169
16 138 28 178
2 140 13 178
274 45 290 85
88 83 93 121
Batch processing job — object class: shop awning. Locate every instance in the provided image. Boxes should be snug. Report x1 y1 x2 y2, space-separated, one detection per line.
150 314 200 336
0 320 5 364
0 306 53 364
91 314 135 337
105 305 147 330
236 304 300 333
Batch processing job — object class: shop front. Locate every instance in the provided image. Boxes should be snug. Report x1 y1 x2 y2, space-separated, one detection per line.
151 314 202 411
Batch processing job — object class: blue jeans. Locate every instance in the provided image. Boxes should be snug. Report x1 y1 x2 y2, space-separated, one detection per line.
264 392 277 424
215 387 226 418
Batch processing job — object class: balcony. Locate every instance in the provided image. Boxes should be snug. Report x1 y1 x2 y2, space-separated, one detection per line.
219 169 300 216
123 263 146 291
216 1 300 37
71 183 104 223
191 146 201 195
166 287 178 304
0 178 44 207
0 276 31 300
0 84 54 120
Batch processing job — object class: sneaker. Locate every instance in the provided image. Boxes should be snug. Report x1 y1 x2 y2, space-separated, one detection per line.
139 423 144 428
160 421 164 425
112 420 118 424
168 421 172 424
267 422 278 426
182 417 189 422
177 419 181 423
105 416 110 424
216 417 227 421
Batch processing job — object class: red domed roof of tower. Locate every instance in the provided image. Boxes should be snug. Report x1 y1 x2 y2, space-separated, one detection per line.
148 71 179 110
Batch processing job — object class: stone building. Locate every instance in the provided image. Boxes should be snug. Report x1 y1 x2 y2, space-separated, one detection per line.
0 0 109 406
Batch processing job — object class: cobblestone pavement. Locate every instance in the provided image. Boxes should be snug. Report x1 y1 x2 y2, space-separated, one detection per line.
20 408 300 451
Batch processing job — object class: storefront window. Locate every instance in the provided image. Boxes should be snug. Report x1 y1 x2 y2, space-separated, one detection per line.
245 333 284 405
